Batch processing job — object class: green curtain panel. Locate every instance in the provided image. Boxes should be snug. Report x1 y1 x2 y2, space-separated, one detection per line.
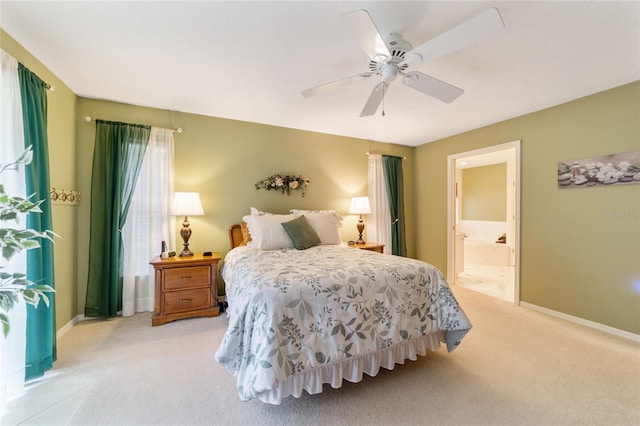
382 155 407 257
18 63 56 380
85 120 150 318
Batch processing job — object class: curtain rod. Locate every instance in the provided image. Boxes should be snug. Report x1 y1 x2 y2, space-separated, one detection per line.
366 151 406 159
83 116 183 134
15 57 53 90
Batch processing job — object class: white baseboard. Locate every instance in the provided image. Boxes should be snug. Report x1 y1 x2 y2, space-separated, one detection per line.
56 314 85 339
520 301 640 343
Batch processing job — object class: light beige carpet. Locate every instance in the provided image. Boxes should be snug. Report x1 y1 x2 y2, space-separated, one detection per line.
4 286 639 426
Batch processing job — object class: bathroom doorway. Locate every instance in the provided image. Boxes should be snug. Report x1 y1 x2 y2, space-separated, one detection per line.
446 141 520 304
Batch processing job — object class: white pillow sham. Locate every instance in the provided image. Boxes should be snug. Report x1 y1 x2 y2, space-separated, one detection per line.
245 208 343 247
290 208 337 215
298 211 343 245
243 214 297 250
289 209 344 222
250 207 272 216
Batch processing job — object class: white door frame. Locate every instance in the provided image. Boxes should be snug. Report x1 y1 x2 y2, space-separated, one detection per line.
446 140 521 304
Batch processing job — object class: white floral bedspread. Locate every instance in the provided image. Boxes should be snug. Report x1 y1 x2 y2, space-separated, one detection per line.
215 245 472 402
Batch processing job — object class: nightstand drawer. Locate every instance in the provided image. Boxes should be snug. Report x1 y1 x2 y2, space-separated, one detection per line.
164 288 211 314
164 266 209 290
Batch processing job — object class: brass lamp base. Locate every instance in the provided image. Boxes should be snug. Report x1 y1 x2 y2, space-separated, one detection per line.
179 216 194 257
356 216 366 244
179 248 194 257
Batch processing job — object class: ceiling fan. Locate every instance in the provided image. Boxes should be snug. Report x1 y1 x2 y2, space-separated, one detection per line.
301 8 505 117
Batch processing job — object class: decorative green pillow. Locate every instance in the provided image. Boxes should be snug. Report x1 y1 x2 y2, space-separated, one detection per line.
281 215 321 250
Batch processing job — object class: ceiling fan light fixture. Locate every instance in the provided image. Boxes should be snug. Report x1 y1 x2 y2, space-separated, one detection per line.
302 8 504 116
373 53 388 62
381 65 397 82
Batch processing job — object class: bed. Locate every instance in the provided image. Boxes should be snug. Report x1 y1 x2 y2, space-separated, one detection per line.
215 211 472 404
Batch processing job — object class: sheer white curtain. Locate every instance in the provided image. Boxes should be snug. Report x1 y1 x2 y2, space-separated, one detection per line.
0 49 27 413
122 127 175 317
367 154 392 254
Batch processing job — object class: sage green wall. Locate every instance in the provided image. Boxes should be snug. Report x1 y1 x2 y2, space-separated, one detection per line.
75 98 414 307
5 27 638 336
414 81 640 334
1 30 78 330
2 28 413 328
461 164 507 221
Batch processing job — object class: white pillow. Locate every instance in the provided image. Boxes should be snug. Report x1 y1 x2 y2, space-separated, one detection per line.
243 214 298 250
300 212 343 245
290 208 335 214
250 207 273 216
289 209 344 222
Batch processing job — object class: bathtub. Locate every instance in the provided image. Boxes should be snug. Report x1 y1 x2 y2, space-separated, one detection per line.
464 239 511 266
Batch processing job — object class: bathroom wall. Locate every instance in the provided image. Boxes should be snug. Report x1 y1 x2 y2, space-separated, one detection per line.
461 163 507 221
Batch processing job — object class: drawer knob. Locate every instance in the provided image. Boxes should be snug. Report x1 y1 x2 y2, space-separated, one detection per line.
181 276 192 280
179 298 192 303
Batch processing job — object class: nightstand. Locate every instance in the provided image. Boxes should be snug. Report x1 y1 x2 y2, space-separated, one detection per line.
348 242 385 253
149 253 221 326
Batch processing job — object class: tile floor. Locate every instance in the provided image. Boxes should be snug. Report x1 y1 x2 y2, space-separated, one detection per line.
455 263 515 303
1 369 89 425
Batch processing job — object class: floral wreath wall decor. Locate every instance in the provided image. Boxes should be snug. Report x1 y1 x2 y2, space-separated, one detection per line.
255 174 310 196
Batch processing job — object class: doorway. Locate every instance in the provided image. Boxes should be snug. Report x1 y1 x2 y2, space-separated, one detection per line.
446 141 520 304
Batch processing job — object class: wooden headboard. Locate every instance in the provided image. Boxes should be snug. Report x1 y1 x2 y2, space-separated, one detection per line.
229 224 244 250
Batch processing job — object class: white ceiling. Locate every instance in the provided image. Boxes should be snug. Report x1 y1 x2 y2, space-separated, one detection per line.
1 1 639 147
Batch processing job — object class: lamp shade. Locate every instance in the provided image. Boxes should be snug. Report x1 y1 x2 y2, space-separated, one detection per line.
171 192 204 216
349 196 371 215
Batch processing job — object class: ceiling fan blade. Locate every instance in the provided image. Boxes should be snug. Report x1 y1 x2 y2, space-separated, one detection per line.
301 72 373 98
402 71 464 103
360 82 389 117
409 8 504 64
343 9 392 61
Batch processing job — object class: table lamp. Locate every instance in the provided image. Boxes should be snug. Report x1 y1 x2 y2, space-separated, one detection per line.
349 196 371 244
171 192 204 256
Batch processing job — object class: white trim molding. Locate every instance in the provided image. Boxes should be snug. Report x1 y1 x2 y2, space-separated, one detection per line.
447 140 521 304
520 302 640 343
56 315 84 339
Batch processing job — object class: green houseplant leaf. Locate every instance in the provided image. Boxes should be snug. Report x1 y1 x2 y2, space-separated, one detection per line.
0 145 56 337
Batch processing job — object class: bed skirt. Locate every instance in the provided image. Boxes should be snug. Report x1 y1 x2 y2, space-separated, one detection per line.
255 331 444 404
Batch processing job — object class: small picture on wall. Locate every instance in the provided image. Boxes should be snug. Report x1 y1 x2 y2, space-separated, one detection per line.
557 150 640 189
